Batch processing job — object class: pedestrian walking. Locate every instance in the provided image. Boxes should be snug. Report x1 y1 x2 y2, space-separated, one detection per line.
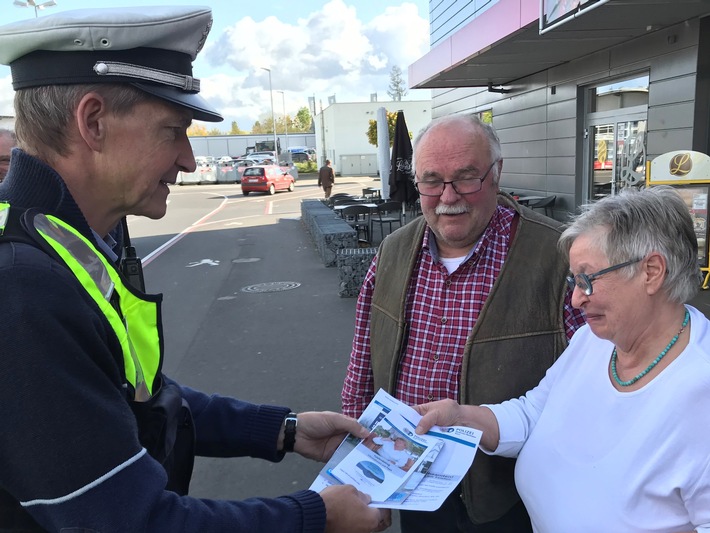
318 159 335 199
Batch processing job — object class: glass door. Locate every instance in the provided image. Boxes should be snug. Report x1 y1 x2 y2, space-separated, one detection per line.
583 74 649 202
589 118 647 200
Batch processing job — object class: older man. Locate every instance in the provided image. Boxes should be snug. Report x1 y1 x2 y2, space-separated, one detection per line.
0 7 386 533
342 113 586 532
0 128 15 181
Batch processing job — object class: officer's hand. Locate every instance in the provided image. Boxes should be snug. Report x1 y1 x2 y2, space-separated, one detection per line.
321 485 391 532
291 411 369 462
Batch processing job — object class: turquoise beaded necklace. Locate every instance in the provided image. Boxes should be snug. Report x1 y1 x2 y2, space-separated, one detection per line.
611 309 690 387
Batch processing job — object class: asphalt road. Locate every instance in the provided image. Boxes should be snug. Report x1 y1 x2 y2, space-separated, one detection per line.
126 174 382 503
122 176 710 530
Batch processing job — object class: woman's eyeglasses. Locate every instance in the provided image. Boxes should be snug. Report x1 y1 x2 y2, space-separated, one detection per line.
566 258 642 296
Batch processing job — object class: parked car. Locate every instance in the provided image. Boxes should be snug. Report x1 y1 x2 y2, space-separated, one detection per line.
240 165 295 196
232 157 259 183
245 153 274 165
290 152 311 163
287 147 316 161
250 150 277 159
178 156 216 184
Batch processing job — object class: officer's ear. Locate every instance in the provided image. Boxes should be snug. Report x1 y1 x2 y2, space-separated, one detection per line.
75 91 108 152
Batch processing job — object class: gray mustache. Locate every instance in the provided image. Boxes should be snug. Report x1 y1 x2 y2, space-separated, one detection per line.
435 204 470 215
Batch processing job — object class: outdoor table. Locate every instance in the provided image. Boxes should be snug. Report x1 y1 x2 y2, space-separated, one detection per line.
516 195 545 206
333 203 378 211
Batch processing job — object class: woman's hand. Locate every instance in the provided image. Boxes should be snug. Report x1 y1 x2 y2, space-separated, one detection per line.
414 399 500 451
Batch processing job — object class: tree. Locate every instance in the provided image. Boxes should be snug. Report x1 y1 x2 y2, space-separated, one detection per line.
294 106 313 132
229 121 246 135
187 123 209 137
251 120 265 134
387 66 408 102
207 127 222 136
366 111 398 147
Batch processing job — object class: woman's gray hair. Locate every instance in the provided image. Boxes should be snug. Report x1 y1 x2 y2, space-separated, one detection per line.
411 113 502 183
15 84 158 159
558 185 701 303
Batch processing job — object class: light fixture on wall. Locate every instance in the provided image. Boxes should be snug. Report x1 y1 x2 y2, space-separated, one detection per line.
488 83 511 94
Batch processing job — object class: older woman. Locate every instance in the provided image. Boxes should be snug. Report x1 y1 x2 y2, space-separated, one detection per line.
414 186 710 532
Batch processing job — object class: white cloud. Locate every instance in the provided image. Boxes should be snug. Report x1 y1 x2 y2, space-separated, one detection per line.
0 1 431 129
199 0 430 127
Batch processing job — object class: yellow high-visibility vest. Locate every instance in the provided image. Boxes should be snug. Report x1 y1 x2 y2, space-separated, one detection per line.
32 212 162 401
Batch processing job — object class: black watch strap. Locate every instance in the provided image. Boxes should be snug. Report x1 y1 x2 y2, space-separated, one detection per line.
283 412 297 453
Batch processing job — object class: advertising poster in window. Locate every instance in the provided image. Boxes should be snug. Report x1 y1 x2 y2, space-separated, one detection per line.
540 0 610 34
674 185 709 267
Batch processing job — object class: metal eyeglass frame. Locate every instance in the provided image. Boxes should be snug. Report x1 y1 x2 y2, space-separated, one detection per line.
414 160 499 197
566 258 642 296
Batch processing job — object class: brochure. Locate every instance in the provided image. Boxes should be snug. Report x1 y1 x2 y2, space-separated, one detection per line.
309 389 482 511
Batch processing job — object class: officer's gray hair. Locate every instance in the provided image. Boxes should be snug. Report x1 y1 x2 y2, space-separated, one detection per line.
15 84 158 159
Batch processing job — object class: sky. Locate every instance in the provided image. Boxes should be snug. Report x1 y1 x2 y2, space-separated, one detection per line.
0 0 432 130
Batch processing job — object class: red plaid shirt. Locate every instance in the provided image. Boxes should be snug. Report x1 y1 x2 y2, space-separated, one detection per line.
342 206 586 418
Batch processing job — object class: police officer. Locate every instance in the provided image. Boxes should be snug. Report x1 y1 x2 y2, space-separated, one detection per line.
0 7 388 533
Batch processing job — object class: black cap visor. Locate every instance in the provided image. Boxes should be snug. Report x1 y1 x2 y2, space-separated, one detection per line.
133 82 223 122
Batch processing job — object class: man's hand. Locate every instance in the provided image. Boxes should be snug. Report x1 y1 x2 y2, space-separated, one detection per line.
287 411 370 462
321 485 391 532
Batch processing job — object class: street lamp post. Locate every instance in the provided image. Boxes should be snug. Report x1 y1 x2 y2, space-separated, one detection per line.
13 0 57 17
260 67 278 158
277 90 289 150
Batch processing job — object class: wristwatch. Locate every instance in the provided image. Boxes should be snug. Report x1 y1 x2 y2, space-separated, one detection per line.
283 412 298 453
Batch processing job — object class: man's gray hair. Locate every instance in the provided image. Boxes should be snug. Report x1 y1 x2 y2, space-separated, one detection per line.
411 113 502 181
15 84 159 159
558 185 701 303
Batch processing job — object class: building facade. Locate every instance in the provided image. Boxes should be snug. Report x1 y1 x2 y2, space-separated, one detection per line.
409 0 710 217
188 133 316 160
314 100 432 176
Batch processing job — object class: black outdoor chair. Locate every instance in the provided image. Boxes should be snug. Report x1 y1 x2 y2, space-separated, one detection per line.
371 201 404 241
326 193 355 207
406 198 422 219
528 195 556 217
341 205 371 242
333 199 363 215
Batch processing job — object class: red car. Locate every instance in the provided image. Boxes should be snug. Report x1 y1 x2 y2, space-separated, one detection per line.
240 165 295 196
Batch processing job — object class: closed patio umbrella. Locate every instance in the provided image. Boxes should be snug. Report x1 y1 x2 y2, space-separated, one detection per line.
388 110 418 208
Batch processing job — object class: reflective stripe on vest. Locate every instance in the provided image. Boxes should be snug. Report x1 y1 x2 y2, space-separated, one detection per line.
33 213 160 401
0 203 8 234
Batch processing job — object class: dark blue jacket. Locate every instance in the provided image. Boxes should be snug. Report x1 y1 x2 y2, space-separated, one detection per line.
0 149 326 532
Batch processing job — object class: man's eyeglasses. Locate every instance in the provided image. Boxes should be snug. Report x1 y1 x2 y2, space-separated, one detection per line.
414 160 499 197
566 258 642 296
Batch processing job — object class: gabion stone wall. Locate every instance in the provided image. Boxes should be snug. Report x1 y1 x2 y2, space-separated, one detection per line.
336 247 377 298
301 199 358 267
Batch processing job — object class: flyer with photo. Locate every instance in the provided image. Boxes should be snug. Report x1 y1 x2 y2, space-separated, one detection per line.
328 411 442 502
309 389 482 511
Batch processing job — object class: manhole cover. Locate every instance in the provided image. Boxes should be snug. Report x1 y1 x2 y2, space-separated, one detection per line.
241 281 301 293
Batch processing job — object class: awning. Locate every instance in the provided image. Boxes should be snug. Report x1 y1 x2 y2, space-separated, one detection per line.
409 0 710 89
